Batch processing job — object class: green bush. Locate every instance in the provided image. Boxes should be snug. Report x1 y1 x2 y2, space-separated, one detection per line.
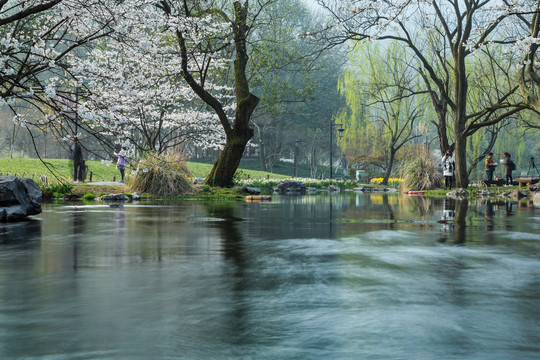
128 152 193 196
82 193 96 200
42 182 73 198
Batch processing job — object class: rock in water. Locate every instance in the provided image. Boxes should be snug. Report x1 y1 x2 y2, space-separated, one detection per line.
328 185 341 193
0 177 42 221
275 180 306 195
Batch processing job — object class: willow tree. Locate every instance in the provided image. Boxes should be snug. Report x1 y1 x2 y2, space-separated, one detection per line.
317 0 532 187
337 43 423 185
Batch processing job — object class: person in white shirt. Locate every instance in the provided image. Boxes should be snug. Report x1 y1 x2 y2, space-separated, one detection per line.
441 150 455 190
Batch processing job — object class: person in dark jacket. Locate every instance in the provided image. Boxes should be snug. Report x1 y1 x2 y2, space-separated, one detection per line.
485 152 497 181
70 137 84 183
502 152 514 186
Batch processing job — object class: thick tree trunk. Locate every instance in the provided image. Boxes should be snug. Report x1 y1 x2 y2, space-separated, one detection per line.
206 132 253 187
454 54 469 188
434 105 451 155
201 3 259 187
454 133 468 188
381 148 395 185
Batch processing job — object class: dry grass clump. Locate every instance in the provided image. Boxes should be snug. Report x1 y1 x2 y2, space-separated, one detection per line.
401 153 443 192
127 152 193 196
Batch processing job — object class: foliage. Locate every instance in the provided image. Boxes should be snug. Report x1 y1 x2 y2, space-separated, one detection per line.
249 0 325 172
337 42 423 184
41 182 73 199
77 3 225 155
401 154 443 191
370 178 404 188
185 186 245 200
128 153 193 196
319 0 535 187
82 193 96 200
234 177 360 192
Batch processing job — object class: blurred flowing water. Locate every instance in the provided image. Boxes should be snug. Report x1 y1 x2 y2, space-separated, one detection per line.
0 193 539 359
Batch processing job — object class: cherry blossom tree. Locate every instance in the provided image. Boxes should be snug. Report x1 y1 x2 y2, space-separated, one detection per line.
159 0 271 186
73 6 225 156
517 0 540 124
0 1 117 151
0 0 231 166
316 0 535 187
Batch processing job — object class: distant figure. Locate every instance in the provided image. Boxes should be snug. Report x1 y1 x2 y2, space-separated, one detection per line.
70 136 84 183
485 152 497 181
502 152 515 186
441 150 455 190
114 148 128 183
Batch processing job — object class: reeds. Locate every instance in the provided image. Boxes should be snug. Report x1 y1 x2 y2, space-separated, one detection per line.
401 153 443 191
128 152 193 196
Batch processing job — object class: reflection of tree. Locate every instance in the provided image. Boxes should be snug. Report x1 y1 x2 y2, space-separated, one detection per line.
204 202 245 271
453 199 468 245
72 209 85 270
382 195 395 230
203 201 248 344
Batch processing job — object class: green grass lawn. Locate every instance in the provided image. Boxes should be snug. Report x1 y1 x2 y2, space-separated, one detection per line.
0 158 290 184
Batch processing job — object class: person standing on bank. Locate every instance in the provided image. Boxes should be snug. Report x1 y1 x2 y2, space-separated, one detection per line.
114 147 128 183
502 152 515 186
442 150 455 190
70 136 84 183
485 152 497 181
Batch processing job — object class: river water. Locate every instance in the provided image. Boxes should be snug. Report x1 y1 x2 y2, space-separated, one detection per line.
0 193 539 359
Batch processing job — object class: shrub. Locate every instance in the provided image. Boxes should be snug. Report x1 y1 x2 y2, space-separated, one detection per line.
401 152 443 191
42 182 73 198
128 152 193 196
82 193 96 200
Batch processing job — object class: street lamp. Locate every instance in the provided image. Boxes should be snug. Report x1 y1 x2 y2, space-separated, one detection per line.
293 135 300 177
330 123 344 179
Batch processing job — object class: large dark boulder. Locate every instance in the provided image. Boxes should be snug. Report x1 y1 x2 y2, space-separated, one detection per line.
275 180 306 195
0 177 42 221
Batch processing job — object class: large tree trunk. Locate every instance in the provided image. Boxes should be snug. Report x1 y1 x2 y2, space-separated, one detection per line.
167 1 259 187
454 132 468 188
206 132 253 187
453 51 469 188
204 2 259 186
381 147 395 185
204 93 259 186
434 102 451 155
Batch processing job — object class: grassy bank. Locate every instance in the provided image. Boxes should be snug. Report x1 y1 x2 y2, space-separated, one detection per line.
0 158 291 184
423 185 525 198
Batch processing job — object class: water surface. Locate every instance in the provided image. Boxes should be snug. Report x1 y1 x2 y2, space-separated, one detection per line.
0 193 539 359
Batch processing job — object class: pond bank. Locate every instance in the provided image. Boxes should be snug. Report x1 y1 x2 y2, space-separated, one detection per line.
44 180 540 206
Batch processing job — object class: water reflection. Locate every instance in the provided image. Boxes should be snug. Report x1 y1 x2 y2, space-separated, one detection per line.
0 219 42 246
0 194 539 359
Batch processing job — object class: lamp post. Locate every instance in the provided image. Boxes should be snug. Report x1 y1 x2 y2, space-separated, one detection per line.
330 123 344 179
293 135 299 177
